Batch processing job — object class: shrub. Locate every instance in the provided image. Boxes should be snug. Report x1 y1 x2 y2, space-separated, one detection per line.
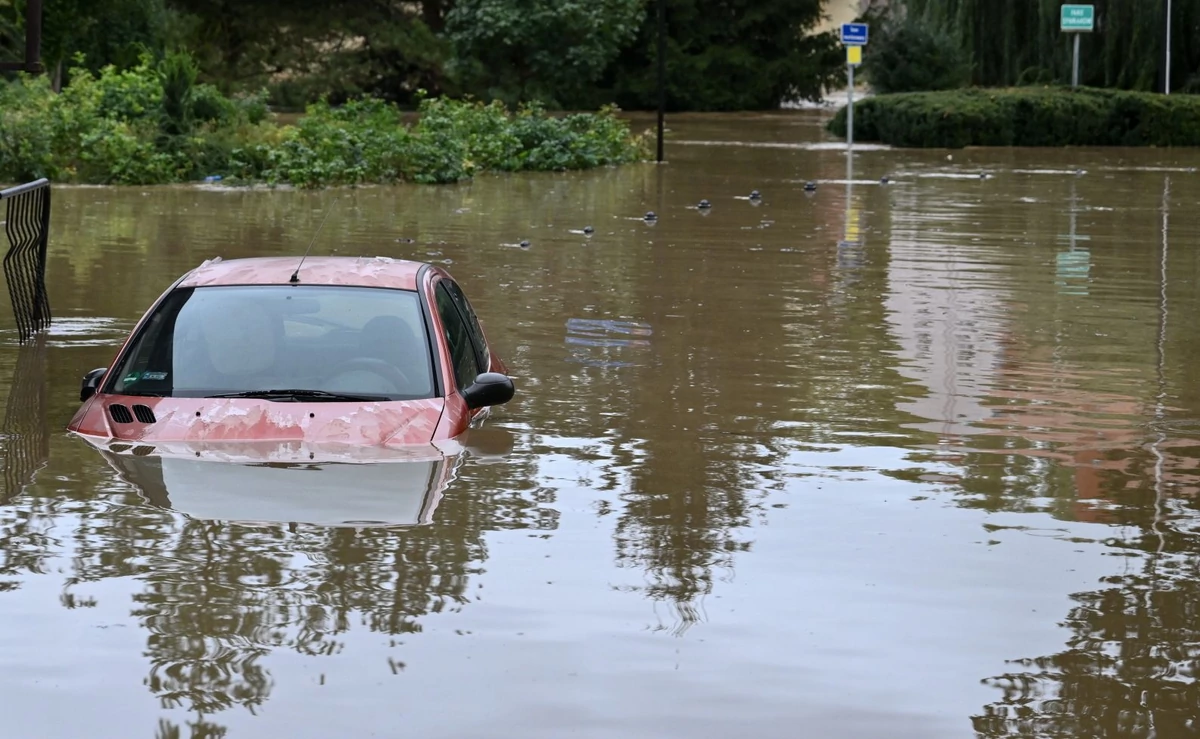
862 16 971 94
827 86 1200 148
0 52 650 188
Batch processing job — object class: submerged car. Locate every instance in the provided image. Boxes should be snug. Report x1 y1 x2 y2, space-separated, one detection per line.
67 255 515 448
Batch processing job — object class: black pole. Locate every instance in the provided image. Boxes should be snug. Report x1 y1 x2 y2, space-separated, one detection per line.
1162 0 1172 94
25 0 43 73
656 0 665 162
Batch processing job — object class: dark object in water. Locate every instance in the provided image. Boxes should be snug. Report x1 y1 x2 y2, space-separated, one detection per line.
880 176 889 184
519 240 531 248
749 190 762 200
644 211 657 221
803 181 817 192
698 199 711 209
583 226 594 234
1 178 52 344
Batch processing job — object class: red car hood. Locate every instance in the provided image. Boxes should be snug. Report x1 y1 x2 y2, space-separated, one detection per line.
68 394 447 446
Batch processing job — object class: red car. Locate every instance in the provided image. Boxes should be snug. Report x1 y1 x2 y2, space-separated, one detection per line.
67 255 515 452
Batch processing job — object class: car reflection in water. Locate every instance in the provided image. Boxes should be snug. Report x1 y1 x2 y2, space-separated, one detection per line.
84 428 514 528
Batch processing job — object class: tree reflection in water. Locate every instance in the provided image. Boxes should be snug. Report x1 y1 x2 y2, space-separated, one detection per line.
1 333 49 506
0 333 51 595
130 517 485 716
155 716 229 739
973 451 1200 738
0 430 546 733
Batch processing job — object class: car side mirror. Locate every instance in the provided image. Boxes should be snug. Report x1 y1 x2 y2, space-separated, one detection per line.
462 372 514 410
80 367 107 402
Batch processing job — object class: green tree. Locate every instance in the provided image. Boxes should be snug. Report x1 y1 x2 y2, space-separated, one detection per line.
599 0 845 111
1 0 178 89
444 0 644 107
164 0 449 105
904 0 1200 92
862 14 971 93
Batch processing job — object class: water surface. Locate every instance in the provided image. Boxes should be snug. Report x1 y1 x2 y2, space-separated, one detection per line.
2 112 1200 738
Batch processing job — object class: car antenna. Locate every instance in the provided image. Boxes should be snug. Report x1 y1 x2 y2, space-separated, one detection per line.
290 199 337 284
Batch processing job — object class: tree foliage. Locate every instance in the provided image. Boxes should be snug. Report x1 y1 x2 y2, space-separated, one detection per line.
163 0 450 106
601 0 845 111
445 0 644 108
3 0 852 111
902 0 1200 92
862 14 971 94
1 0 179 87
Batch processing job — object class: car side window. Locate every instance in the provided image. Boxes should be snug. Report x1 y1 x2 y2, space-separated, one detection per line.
435 283 479 391
443 279 489 371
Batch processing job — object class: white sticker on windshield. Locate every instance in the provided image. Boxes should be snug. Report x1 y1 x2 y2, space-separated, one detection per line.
143 371 168 381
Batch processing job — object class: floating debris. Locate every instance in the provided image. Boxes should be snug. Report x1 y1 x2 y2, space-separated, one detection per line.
803 181 817 192
644 211 658 222
583 225 594 234
565 318 654 368
697 199 711 209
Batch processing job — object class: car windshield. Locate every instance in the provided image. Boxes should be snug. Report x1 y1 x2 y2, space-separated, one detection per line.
106 285 435 401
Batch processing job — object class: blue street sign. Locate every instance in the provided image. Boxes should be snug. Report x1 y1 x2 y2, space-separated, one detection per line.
841 23 869 45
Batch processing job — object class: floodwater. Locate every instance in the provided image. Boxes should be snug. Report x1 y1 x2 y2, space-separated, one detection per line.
2 110 1200 739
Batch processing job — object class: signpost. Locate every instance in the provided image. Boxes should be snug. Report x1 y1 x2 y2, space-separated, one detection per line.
1060 4 1094 87
840 23 868 151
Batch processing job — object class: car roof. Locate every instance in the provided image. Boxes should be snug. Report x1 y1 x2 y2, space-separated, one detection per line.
177 256 427 291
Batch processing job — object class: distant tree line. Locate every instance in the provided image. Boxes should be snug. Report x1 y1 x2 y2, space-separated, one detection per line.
862 0 1200 94
0 0 847 111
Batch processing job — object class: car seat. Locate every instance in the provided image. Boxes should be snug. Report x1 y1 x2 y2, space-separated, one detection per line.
358 315 433 396
193 303 283 391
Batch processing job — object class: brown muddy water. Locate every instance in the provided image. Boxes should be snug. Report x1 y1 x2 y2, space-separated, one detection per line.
2 110 1200 739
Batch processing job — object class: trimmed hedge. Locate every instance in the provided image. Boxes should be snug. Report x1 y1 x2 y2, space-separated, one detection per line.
826 86 1200 148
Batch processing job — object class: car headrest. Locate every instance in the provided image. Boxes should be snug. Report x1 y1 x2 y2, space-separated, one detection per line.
200 303 277 376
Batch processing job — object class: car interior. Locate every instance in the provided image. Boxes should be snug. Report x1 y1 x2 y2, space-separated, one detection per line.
111 286 438 400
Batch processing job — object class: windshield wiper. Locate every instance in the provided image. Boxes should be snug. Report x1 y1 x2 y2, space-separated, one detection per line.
207 389 384 402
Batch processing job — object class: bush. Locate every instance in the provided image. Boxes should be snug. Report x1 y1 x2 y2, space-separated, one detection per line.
0 53 650 187
230 94 650 188
862 16 971 94
826 86 1200 148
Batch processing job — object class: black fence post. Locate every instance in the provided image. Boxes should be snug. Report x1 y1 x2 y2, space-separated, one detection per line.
656 0 666 162
25 0 43 73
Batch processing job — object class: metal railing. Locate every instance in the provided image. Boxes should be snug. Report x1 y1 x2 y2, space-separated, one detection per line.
1 178 52 344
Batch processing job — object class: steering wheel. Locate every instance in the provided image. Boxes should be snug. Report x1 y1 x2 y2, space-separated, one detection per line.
322 358 410 394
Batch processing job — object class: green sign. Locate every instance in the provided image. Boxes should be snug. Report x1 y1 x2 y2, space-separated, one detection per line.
1061 4 1094 31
